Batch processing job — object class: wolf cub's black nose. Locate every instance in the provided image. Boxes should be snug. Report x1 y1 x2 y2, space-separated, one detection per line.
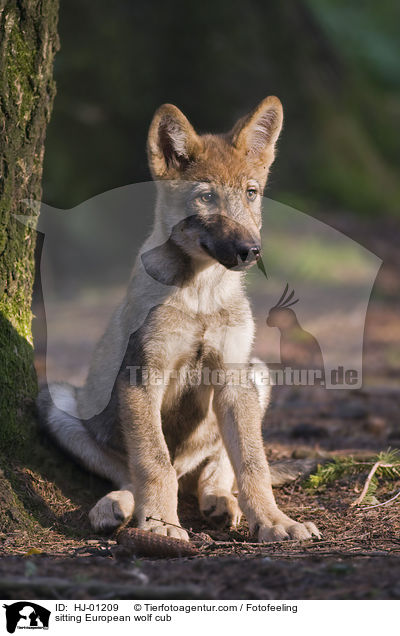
237 244 261 262
250 246 261 260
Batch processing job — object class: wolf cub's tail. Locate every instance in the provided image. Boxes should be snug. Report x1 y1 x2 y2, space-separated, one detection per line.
37 384 127 486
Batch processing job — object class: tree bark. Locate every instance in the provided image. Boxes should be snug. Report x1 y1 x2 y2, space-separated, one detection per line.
0 0 59 532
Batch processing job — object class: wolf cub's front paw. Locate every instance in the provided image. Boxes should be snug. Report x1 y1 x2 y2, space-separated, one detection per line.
89 490 134 533
257 518 321 542
138 514 189 541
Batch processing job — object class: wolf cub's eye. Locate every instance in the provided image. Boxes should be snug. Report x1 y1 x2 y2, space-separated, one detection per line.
246 187 258 201
199 192 214 203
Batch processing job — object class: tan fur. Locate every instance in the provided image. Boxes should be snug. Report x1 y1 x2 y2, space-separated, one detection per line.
38 97 320 542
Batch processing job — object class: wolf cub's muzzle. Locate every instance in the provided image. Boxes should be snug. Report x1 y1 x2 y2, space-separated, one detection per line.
201 239 261 269
194 214 261 270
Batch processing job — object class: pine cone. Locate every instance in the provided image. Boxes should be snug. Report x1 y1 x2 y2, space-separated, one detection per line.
116 527 200 558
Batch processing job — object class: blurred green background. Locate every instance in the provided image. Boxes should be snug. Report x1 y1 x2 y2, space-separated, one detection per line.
42 0 400 216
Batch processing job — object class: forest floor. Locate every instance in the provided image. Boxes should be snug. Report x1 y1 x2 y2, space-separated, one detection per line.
1 213 400 600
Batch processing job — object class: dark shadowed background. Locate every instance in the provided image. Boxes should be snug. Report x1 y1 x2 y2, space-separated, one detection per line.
41 0 400 277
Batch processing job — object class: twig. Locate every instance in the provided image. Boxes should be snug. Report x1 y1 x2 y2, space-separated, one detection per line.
360 487 400 510
351 460 382 507
350 462 395 508
145 516 198 536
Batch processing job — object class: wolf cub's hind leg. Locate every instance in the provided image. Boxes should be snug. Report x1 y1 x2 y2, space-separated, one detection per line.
198 445 242 528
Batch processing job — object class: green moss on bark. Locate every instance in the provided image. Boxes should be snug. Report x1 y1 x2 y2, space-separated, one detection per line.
0 1 59 459
0 0 60 538
0 467 37 534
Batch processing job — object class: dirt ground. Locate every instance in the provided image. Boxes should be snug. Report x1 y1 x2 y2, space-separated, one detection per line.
1 213 400 600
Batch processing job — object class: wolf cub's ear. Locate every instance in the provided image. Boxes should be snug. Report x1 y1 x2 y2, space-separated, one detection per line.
147 104 201 179
230 96 283 169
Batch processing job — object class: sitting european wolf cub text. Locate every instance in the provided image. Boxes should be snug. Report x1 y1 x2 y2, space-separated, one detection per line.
38 97 320 542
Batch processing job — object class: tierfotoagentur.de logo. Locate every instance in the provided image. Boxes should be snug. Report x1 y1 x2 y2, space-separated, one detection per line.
3 603 50 634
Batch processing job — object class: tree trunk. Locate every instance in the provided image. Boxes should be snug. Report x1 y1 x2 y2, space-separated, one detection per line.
0 0 59 532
